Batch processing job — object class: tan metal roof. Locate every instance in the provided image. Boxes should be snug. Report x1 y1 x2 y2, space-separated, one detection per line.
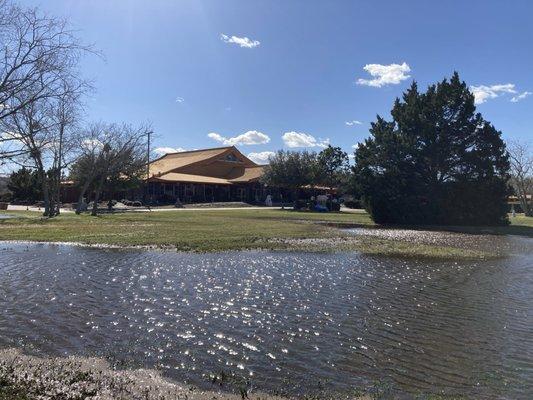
147 146 265 185
149 147 231 176
151 172 232 185
229 166 265 183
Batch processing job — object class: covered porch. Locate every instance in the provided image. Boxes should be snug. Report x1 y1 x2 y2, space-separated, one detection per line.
146 181 268 204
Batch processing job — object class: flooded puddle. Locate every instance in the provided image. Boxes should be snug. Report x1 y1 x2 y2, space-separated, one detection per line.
347 226 532 255
0 240 532 398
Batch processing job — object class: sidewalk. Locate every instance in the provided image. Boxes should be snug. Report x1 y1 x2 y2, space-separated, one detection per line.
7 205 74 213
134 206 282 212
6 204 282 213
6 204 362 213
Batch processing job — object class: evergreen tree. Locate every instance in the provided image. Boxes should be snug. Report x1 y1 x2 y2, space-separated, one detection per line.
354 72 510 226
7 167 42 203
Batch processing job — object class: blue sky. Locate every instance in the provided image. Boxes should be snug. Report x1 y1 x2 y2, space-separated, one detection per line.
18 0 533 163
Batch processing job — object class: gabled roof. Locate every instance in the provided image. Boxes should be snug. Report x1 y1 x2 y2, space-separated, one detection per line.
149 147 233 177
147 146 265 185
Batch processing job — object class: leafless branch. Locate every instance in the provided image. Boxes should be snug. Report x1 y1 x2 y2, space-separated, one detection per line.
508 140 533 216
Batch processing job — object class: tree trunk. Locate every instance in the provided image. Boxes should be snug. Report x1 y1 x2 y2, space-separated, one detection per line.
91 178 105 216
33 161 51 217
517 185 533 216
54 125 64 216
41 175 51 217
48 190 55 217
48 168 60 217
75 179 93 214
520 195 533 217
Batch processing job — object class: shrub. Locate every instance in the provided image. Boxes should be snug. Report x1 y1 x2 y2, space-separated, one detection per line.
0 192 12 203
294 199 308 210
329 202 341 211
343 199 361 209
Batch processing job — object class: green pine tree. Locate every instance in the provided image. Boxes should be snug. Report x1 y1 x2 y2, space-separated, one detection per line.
354 72 510 226
7 167 43 203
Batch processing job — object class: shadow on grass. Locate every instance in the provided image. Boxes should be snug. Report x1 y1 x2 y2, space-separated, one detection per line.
322 218 533 238
428 223 533 238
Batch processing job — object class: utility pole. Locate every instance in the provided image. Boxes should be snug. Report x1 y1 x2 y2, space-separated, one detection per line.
146 130 153 211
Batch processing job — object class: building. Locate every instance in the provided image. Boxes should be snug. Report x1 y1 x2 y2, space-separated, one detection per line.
58 145 329 206
146 146 269 204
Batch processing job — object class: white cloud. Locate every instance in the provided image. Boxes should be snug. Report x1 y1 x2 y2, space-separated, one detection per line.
352 143 361 150
247 151 275 164
282 131 329 148
470 84 516 104
345 120 363 126
510 91 532 103
207 132 227 143
207 130 270 146
356 62 411 87
175 97 184 103
154 146 186 156
220 34 260 48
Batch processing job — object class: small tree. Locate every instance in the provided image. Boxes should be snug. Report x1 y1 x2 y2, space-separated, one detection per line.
70 122 148 215
1 95 58 215
48 81 87 215
354 72 510 226
7 167 42 202
261 150 317 206
316 145 349 192
508 140 533 216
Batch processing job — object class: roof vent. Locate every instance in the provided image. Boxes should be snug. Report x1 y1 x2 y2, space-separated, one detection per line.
221 153 240 162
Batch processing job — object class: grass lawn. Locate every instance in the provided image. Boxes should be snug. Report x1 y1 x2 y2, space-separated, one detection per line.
0 209 372 250
0 209 531 259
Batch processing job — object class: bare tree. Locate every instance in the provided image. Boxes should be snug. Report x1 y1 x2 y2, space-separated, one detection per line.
0 0 95 215
48 80 87 215
70 122 149 215
1 93 56 215
1 78 89 216
0 0 94 129
508 140 533 216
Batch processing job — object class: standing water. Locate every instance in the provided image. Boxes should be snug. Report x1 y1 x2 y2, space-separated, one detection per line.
0 238 532 398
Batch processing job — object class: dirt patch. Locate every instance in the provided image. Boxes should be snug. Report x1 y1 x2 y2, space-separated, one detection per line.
0 348 289 400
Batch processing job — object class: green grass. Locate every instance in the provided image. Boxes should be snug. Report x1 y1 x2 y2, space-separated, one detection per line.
0 210 372 251
0 209 531 259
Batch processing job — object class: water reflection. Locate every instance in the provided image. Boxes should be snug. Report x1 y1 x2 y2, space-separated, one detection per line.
0 241 532 398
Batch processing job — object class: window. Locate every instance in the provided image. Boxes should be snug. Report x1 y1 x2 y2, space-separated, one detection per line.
220 153 239 162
